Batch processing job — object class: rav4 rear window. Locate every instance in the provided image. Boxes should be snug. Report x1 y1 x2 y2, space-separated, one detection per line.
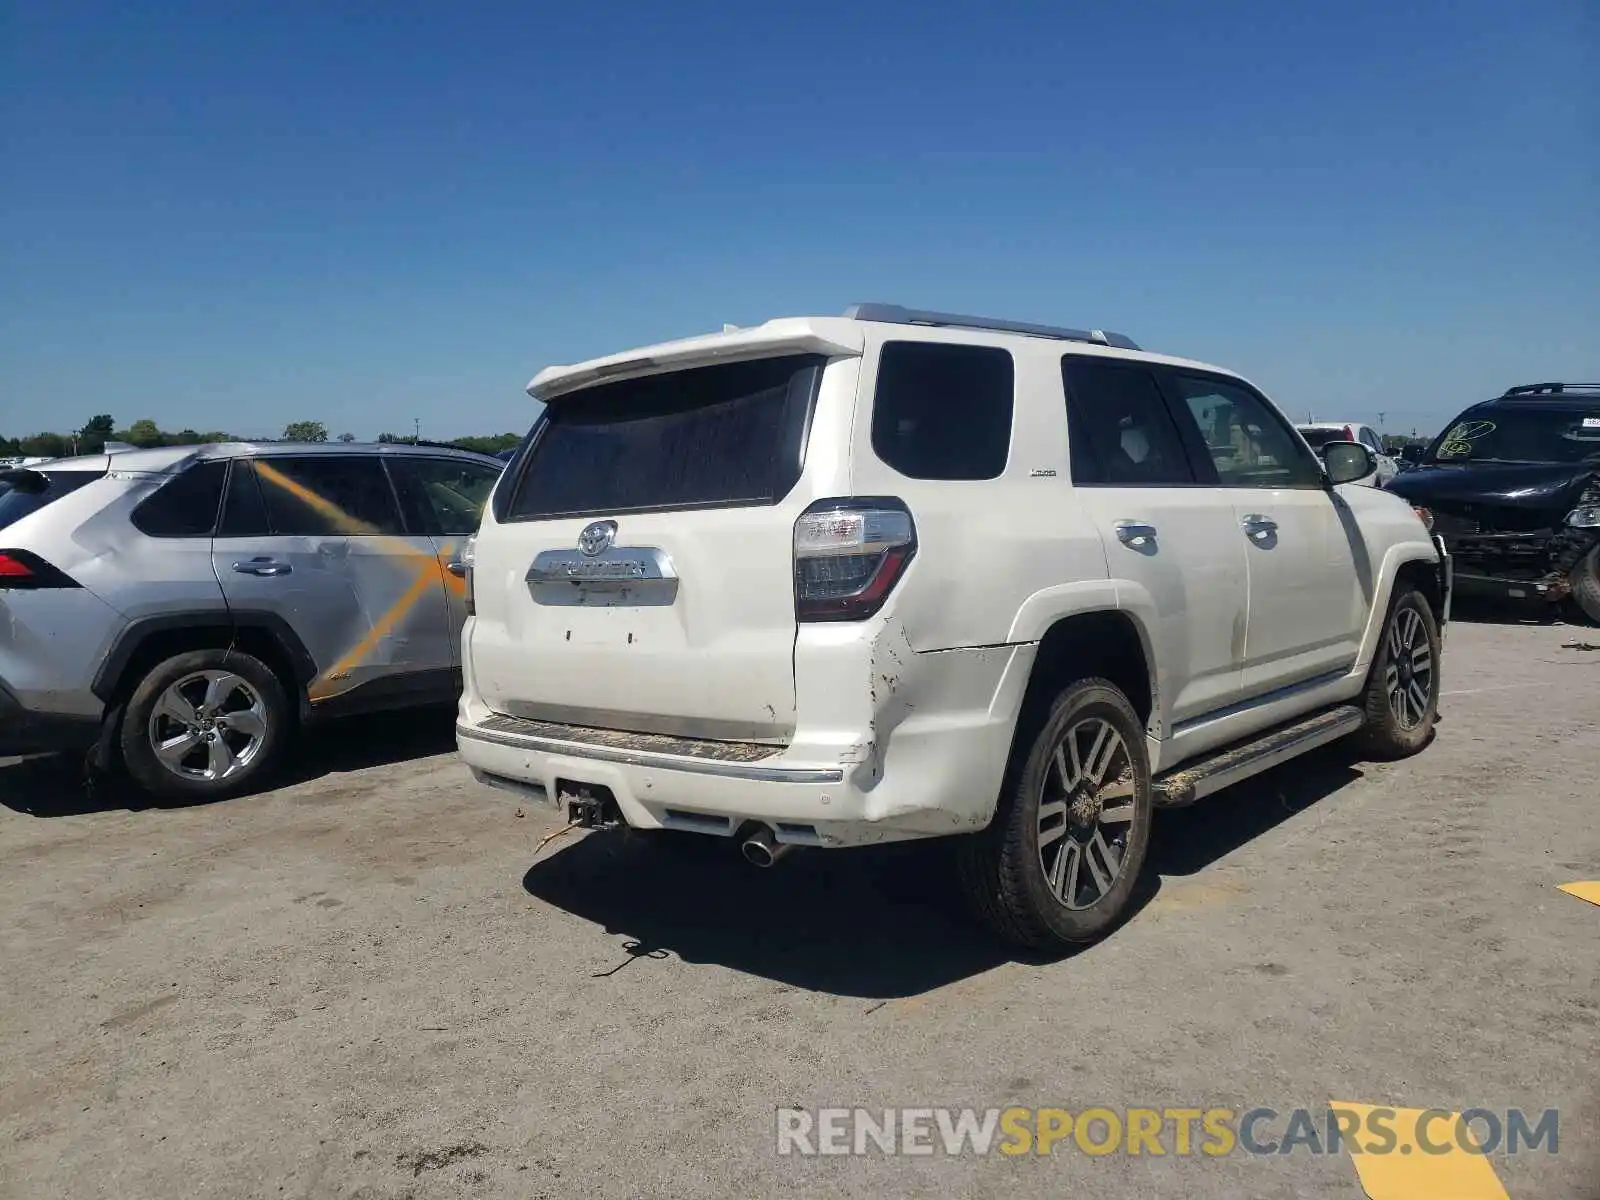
504 354 825 520
0 470 103 532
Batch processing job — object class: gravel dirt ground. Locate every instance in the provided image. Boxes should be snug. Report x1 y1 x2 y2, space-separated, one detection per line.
2 613 1597 1199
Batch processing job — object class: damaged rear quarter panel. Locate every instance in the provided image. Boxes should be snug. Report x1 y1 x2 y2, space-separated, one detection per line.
796 616 1024 836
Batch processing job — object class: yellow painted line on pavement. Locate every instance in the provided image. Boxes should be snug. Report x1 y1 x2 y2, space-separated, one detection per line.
1330 1104 1509 1200
1557 881 1600 906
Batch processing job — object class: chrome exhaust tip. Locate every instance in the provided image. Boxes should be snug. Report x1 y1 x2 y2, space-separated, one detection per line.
739 823 792 868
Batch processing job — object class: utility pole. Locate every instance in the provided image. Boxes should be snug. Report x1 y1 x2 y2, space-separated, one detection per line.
1377 411 1387 432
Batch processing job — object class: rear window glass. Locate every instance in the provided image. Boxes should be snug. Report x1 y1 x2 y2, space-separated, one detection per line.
130 460 228 537
505 354 825 520
871 342 1014 480
0 470 103 532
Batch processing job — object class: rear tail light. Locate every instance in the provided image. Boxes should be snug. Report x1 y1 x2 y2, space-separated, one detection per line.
0 550 80 589
1343 425 1357 443
794 498 916 622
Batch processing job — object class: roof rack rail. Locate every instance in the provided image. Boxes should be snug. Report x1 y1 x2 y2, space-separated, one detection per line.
1502 382 1600 397
842 303 1141 351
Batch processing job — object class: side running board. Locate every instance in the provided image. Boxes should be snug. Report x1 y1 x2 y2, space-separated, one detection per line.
1153 705 1365 808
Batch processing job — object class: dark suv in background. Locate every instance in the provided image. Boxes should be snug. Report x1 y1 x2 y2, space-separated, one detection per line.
1387 383 1600 623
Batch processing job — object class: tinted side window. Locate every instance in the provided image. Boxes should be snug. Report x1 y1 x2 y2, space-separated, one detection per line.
254 456 404 536
391 458 501 536
870 342 1013 480
130 460 228 537
1168 375 1324 489
1062 358 1194 486
218 460 271 537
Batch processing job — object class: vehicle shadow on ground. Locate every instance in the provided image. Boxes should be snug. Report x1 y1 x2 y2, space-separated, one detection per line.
0 705 458 818
1449 596 1577 628
520 746 1365 1000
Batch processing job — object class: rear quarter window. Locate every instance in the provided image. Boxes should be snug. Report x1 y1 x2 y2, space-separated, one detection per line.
870 342 1014 480
130 460 229 537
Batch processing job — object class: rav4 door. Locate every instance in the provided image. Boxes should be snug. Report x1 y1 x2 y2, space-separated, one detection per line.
467 354 840 742
385 454 503 664
212 454 456 708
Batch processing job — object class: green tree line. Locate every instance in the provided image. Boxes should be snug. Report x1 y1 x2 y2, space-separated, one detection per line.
2 416 522 459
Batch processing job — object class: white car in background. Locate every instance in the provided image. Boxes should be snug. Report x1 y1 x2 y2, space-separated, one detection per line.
1297 423 1397 486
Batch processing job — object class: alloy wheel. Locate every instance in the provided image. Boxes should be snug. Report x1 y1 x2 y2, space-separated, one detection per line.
1037 716 1138 910
147 670 270 782
1383 606 1434 730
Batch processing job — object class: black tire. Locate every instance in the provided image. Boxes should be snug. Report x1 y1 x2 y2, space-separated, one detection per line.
1356 583 1440 759
1570 545 1600 626
120 648 290 800
958 678 1153 950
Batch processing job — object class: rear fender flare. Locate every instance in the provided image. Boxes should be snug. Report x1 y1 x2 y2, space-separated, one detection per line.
92 610 318 704
1000 579 1163 734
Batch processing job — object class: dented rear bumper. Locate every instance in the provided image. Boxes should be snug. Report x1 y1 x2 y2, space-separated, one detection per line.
456 622 1036 848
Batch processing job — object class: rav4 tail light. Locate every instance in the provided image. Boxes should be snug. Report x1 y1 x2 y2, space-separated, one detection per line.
794 498 916 622
0 550 80 589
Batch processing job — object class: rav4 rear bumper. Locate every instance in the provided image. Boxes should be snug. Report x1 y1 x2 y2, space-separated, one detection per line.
0 681 101 757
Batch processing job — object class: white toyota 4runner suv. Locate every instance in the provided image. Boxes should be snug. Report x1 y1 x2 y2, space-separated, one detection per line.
457 305 1451 950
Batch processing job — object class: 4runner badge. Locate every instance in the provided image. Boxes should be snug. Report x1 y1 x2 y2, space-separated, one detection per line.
578 520 618 557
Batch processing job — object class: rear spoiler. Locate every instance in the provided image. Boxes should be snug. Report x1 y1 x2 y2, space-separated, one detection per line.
528 318 866 403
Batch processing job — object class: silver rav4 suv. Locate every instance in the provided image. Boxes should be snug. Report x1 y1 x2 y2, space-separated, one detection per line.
0 441 503 798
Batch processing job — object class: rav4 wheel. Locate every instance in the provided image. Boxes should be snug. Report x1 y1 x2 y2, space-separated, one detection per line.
1356 583 1440 759
120 649 289 800
959 678 1153 950
1571 545 1600 626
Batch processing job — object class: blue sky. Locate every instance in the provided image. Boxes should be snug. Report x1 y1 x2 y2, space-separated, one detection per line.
2 0 1595 442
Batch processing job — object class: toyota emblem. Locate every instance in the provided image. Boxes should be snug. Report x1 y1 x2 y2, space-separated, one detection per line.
577 520 617 557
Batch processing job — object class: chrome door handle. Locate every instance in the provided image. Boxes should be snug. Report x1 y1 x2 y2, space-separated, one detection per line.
1114 521 1158 548
1241 514 1278 541
445 559 468 577
232 557 293 577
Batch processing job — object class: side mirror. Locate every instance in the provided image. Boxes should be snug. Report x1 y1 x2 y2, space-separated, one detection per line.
1321 440 1377 485
1400 444 1425 464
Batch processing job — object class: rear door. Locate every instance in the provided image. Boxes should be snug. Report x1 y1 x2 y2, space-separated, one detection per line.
1062 356 1249 726
469 354 830 742
386 454 504 662
213 454 455 706
210 458 360 696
